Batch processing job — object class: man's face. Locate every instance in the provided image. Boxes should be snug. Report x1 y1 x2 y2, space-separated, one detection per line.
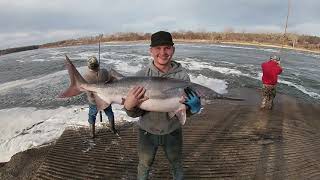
150 45 175 67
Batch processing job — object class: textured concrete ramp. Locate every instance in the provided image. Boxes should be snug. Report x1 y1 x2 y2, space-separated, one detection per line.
33 90 320 179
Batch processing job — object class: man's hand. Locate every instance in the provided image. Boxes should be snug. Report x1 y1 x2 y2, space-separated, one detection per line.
183 87 201 114
276 61 282 68
124 86 148 110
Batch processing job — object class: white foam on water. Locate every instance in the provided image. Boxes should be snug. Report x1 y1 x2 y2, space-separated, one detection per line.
77 51 99 60
279 79 320 99
217 44 279 53
182 57 320 100
190 74 228 94
0 63 98 94
100 53 149 75
0 52 147 94
210 44 259 50
47 50 62 56
261 48 279 53
0 104 138 162
179 58 248 77
1 43 319 163
113 62 143 75
256 72 320 99
31 59 50 62
309 54 320 59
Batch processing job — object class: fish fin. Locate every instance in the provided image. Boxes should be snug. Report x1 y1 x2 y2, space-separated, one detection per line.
176 109 187 125
175 105 187 125
58 55 88 98
65 55 87 85
94 93 110 111
59 86 82 97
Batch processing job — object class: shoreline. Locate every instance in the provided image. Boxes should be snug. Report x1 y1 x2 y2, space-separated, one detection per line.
87 39 320 54
1 39 320 56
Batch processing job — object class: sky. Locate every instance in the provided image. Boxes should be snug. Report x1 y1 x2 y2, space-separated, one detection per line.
1 0 320 49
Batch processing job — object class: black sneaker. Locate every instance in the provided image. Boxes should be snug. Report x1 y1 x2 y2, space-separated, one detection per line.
90 123 95 138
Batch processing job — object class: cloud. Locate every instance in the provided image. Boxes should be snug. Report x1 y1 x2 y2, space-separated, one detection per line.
290 22 320 36
121 16 179 32
0 0 320 49
0 29 96 49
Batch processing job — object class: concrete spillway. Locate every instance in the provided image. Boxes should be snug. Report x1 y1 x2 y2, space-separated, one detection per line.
33 89 320 179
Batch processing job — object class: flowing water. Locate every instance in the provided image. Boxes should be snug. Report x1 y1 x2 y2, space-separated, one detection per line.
0 42 319 162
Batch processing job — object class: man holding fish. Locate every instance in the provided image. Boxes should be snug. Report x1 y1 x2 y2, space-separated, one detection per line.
60 31 236 179
124 31 201 180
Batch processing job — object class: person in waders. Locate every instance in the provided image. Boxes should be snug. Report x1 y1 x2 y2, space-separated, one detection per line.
261 55 283 110
83 56 118 138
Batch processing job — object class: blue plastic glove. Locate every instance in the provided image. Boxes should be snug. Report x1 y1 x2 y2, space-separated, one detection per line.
183 87 201 114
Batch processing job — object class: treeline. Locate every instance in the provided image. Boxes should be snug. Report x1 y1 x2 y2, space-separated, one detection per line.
40 31 320 52
171 31 320 50
0 45 39 56
39 32 150 48
2 31 319 56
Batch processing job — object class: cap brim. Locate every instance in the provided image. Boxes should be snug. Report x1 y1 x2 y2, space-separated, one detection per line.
150 41 174 47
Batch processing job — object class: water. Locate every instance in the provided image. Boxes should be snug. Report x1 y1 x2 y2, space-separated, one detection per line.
0 42 319 162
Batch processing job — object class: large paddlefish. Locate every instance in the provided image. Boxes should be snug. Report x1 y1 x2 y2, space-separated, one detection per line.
59 55 242 124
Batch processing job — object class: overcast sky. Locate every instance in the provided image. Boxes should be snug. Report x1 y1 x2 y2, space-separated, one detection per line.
1 0 320 49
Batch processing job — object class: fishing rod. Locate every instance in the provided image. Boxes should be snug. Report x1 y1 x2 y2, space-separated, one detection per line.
98 34 103 123
278 0 291 58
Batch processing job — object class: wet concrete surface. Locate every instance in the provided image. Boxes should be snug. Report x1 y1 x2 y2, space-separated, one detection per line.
30 89 320 179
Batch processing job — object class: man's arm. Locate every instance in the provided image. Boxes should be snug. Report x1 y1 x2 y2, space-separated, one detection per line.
124 86 148 117
276 62 283 74
124 107 145 118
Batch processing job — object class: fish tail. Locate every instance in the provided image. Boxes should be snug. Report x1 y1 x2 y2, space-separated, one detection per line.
58 55 87 98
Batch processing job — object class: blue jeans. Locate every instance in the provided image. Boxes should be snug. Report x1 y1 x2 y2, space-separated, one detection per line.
88 104 114 125
137 128 184 180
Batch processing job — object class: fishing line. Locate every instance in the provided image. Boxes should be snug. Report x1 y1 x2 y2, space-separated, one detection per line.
278 0 291 60
98 34 103 123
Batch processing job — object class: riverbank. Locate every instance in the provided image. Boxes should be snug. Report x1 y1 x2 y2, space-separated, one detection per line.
51 39 320 54
1 38 320 56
